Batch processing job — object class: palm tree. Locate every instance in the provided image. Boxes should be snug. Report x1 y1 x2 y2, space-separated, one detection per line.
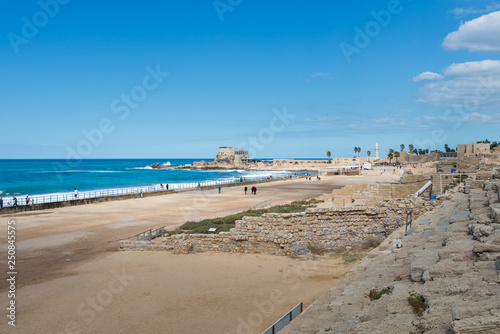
326 151 331 163
388 149 394 163
400 144 405 151
367 150 371 161
394 151 400 163
408 144 414 152
353 147 357 157
353 146 361 157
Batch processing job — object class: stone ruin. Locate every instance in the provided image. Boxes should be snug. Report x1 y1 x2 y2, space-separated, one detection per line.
119 176 438 256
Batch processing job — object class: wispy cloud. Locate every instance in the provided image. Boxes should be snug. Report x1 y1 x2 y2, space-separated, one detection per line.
451 3 500 18
461 112 500 123
303 116 340 125
305 72 334 83
414 60 500 108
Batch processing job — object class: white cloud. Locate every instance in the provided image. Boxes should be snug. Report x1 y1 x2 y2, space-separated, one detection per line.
415 60 500 109
443 60 500 76
305 73 333 83
443 11 500 52
452 3 500 18
417 75 500 108
412 72 444 82
461 112 500 123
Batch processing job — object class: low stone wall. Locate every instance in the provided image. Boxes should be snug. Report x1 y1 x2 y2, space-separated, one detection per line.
320 175 431 206
120 206 404 256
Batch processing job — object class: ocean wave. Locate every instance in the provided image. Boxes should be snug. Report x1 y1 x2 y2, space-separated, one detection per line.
131 166 153 170
162 162 171 166
36 170 121 174
240 171 290 178
90 170 121 173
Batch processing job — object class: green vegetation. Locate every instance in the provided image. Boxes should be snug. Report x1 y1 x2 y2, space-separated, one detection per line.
444 144 456 153
408 293 427 316
354 146 361 157
387 148 394 163
369 286 393 301
178 199 323 234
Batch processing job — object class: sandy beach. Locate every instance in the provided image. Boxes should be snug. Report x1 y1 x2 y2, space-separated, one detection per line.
0 174 397 333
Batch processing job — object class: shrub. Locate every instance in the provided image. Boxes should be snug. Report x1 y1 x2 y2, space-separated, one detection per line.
368 287 393 301
361 237 382 249
408 293 427 316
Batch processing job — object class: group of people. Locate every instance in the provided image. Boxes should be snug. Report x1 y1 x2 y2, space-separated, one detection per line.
243 186 257 195
0 195 32 208
160 183 169 190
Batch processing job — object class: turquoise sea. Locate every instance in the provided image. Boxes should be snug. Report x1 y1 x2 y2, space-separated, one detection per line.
0 159 293 201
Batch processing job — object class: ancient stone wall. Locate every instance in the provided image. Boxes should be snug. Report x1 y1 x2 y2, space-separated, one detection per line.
120 200 436 256
320 175 431 205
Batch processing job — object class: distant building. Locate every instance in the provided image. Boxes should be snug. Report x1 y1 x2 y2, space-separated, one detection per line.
457 143 490 157
214 147 249 165
439 152 457 159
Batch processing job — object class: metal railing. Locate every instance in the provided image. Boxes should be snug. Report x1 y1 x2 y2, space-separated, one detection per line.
136 226 166 241
405 209 413 235
262 302 303 334
0 172 318 208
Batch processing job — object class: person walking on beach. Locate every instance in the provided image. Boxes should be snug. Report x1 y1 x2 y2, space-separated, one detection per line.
0 197 3 209
218 186 221 194
26 196 30 205
166 184 169 190
74 188 78 199
254 186 257 195
13 197 18 207
244 186 247 194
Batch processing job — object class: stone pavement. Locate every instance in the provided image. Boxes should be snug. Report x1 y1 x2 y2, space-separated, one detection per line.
281 179 500 334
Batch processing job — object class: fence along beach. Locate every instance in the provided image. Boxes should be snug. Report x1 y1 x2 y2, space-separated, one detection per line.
0 159 314 209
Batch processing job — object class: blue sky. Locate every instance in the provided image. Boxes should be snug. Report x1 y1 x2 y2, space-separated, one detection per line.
1 0 499 159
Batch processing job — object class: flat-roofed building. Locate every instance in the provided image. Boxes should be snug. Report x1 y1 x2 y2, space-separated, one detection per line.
214 147 249 165
457 143 490 157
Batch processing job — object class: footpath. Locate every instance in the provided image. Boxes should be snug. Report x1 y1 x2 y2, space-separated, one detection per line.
282 177 500 334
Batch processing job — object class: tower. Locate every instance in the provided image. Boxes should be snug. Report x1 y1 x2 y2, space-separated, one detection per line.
375 143 379 159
